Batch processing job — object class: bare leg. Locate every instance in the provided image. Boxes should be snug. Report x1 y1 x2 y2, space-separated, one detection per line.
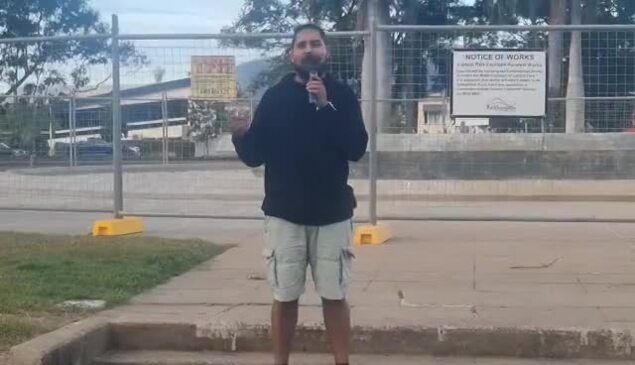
271 300 299 365
322 298 350 364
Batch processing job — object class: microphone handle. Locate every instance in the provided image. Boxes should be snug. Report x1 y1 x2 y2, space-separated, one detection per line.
308 71 318 104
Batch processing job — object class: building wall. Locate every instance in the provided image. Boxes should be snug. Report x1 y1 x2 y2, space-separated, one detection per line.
200 133 635 180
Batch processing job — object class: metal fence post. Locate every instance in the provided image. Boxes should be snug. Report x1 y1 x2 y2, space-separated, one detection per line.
369 10 379 226
112 14 124 218
161 92 169 165
73 96 78 166
68 97 74 167
541 117 546 134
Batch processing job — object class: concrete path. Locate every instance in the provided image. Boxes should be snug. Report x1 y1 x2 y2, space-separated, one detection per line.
3 211 635 360
107 218 635 330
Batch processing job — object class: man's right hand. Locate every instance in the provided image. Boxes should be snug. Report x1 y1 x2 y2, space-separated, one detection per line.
230 117 250 138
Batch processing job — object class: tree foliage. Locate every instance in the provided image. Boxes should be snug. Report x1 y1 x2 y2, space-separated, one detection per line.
225 0 634 131
0 0 147 97
0 0 148 151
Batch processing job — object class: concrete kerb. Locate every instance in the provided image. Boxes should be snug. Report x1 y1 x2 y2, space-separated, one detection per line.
109 322 635 360
8 314 113 365
10 317 635 364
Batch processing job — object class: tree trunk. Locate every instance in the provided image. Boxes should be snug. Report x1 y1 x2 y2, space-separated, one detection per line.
360 0 392 133
361 0 373 132
548 0 566 98
566 0 585 133
402 0 418 133
376 0 392 132
548 0 566 131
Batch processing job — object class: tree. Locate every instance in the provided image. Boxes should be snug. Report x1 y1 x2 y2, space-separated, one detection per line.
186 100 228 156
548 0 567 101
358 0 392 132
223 0 476 133
566 0 585 133
187 101 220 139
0 0 147 151
221 0 362 94
396 0 419 131
473 0 635 132
224 0 635 133
579 0 635 131
0 99 49 153
387 0 478 132
557 0 635 132
1 0 145 97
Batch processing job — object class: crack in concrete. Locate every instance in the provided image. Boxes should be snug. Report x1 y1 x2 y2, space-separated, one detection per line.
576 277 589 294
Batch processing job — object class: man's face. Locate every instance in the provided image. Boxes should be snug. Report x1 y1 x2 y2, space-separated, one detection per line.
290 29 328 78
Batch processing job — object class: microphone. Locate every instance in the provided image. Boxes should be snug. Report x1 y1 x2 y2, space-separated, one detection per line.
308 69 319 105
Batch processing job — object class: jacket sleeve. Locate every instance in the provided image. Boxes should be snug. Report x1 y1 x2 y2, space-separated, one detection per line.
232 91 270 167
320 87 369 162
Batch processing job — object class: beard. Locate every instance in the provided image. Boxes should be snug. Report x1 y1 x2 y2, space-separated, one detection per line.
294 55 328 82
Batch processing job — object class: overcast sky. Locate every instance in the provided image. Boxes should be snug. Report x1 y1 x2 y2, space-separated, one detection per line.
89 0 245 34
89 0 477 33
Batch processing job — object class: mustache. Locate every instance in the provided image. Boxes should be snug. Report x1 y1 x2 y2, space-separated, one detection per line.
297 55 327 70
301 54 323 64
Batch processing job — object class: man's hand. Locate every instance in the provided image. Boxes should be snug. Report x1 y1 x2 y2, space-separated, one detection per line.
230 117 250 138
306 75 328 108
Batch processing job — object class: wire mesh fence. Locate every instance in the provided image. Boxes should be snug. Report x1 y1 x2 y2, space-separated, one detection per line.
0 94 114 212
381 27 635 134
374 25 635 220
112 33 365 217
2 22 635 221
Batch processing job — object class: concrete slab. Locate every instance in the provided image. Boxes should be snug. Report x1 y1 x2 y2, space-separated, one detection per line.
93 350 635 365
6 214 635 362
9 316 111 365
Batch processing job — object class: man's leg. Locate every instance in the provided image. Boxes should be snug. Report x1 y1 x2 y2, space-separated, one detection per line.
272 299 299 365
309 220 355 365
322 298 350 364
264 217 308 365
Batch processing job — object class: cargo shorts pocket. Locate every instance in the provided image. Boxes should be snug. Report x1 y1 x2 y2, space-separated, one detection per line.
340 248 355 286
262 247 277 287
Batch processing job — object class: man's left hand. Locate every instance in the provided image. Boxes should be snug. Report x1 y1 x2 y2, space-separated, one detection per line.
306 76 328 108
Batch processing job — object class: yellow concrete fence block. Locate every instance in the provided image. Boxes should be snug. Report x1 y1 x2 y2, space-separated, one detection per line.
354 224 392 246
92 217 145 236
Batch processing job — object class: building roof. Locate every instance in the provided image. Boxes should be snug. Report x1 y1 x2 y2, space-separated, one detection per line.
76 78 192 109
83 78 191 99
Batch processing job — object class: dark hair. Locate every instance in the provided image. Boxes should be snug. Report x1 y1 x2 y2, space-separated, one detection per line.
291 23 327 47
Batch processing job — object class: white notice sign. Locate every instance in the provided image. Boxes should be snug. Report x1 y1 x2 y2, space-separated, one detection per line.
451 50 547 117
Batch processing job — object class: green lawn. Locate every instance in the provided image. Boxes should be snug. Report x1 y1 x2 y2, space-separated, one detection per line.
0 232 226 349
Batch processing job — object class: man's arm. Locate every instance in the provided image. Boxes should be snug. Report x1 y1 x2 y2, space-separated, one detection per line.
320 87 369 162
231 92 270 167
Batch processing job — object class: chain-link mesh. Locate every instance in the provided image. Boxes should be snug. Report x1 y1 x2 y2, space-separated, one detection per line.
0 95 114 211
383 28 635 134
2 26 635 220
0 36 115 212
0 32 365 216
375 26 635 220
112 34 364 217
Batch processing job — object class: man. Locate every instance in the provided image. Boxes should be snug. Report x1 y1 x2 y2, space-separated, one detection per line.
231 23 368 365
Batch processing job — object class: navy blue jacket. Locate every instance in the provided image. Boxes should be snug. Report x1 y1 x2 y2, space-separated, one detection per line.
232 73 368 225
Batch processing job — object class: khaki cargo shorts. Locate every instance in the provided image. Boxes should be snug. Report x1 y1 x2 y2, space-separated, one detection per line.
262 216 355 302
